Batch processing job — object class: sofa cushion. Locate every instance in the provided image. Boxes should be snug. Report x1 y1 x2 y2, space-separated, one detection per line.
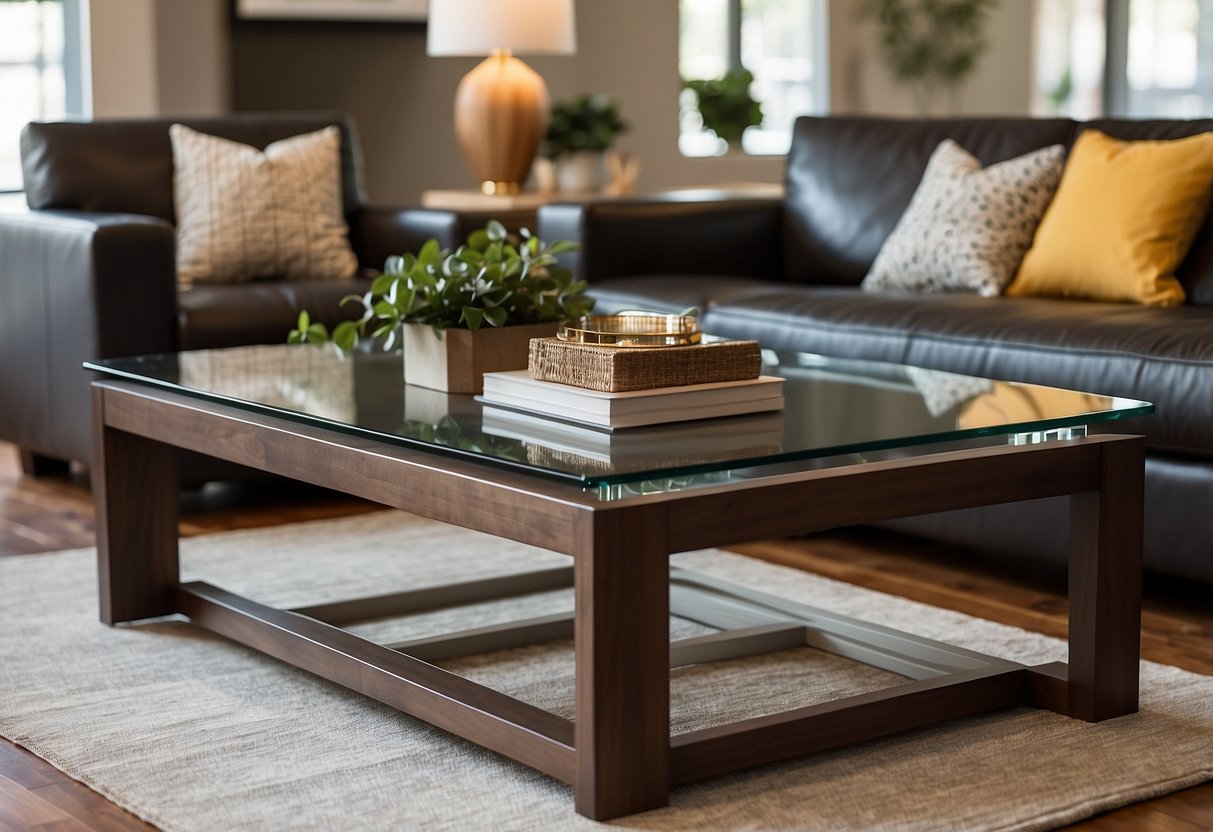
585 275 785 316
1009 129 1213 307
702 286 1213 456
20 112 367 221
861 140 1063 296
1082 118 1213 307
177 277 372 350
171 125 359 286
783 116 1074 287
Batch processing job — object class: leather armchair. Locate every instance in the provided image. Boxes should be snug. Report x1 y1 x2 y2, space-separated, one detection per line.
0 112 461 475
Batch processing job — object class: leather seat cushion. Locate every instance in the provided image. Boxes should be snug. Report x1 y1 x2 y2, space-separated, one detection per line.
177 277 372 350
880 451 1213 584
701 286 1213 455
586 275 787 316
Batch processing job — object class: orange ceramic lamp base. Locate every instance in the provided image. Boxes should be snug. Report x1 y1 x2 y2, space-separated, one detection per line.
454 50 549 195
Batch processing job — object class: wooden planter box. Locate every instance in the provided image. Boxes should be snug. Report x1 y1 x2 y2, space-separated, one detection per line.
402 322 557 394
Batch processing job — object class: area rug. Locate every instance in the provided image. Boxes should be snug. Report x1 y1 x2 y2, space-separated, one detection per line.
0 512 1210 832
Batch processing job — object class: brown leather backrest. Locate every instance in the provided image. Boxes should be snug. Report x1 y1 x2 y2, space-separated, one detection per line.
20 111 367 221
1083 118 1213 306
782 116 1074 287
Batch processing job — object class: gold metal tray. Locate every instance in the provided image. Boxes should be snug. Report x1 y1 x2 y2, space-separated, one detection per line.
556 314 702 347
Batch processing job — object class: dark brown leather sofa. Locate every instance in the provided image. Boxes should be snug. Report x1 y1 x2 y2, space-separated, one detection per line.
540 116 1213 585
0 112 466 477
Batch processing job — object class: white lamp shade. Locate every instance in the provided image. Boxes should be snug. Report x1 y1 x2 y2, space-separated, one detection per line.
427 0 576 56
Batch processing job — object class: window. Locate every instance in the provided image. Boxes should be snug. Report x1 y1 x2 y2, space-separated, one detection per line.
1033 0 1107 119
1114 0 1213 115
679 0 828 157
0 0 84 192
1035 0 1213 119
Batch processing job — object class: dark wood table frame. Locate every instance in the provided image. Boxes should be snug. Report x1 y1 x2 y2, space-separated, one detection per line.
92 380 1144 821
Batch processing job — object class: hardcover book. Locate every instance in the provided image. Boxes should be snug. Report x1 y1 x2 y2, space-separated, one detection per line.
479 370 784 429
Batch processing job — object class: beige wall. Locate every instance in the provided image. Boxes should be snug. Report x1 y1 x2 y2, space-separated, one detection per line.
87 0 159 117
112 0 1036 202
829 0 1035 116
85 0 229 118
154 0 231 115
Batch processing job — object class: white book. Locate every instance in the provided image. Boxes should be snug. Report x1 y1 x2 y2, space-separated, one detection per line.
482 407 786 464
480 371 784 428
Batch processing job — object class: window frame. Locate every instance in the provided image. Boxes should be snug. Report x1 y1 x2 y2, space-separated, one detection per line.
0 0 85 194
679 0 829 158
1102 0 1213 117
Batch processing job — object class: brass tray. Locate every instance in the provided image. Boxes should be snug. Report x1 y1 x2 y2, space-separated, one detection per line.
556 313 702 347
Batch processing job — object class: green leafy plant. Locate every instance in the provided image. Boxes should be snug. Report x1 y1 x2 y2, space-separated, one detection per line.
858 0 997 113
289 220 592 352
543 94 629 159
683 68 764 149
400 414 530 462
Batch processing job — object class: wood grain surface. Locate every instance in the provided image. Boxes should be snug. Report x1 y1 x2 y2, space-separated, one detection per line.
0 441 1209 830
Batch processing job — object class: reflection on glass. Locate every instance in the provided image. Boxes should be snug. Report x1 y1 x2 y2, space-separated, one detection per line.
87 344 1152 488
178 345 356 423
959 383 1109 429
906 367 993 417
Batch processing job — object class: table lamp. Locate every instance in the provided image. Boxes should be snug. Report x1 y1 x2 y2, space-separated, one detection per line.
428 0 577 196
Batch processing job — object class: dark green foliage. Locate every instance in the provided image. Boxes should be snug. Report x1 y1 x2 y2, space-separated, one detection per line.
543 94 629 159
684 68 764 148
288 221 592 350
858 0 997 104
1047 64 1073 112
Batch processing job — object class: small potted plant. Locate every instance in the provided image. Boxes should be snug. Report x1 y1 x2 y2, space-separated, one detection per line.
542 93 629 192
289 221 592 394
683 68 764 152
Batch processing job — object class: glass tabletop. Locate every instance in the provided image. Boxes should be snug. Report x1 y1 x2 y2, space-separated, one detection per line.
86 344 1153 488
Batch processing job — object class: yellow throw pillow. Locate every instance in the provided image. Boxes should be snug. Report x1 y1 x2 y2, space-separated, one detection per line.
1007 128 1213 306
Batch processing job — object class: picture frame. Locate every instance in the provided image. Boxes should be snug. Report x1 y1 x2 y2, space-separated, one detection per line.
234 0 427 23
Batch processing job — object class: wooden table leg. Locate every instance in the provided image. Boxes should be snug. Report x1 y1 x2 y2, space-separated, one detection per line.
574 506 670 820
93 388 180 625
1066 435 1144 721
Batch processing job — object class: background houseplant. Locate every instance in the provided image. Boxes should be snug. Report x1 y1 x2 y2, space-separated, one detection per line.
858 0 998 115
542 93 629 192
290 221 592 393
683 68 764 152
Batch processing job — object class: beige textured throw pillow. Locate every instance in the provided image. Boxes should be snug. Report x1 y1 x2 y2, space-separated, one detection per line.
861 139 1065 296
171 124 358 286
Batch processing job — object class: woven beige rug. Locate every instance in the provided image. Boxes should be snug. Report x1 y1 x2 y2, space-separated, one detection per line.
0 511 1210 831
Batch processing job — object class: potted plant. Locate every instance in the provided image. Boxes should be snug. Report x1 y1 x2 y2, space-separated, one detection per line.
858 0 996 115
542 93 629 192
289 221 592 394
683 68 764 152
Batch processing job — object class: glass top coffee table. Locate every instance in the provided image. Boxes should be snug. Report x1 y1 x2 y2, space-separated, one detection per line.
87 344 1150 820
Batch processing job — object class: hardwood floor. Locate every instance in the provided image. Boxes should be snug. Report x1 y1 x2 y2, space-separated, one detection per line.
1 441 1210 831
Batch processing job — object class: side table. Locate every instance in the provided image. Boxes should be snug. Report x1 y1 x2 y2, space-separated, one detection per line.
420 189 590 232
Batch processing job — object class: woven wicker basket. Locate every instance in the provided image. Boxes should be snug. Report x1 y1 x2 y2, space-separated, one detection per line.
528 338 762 392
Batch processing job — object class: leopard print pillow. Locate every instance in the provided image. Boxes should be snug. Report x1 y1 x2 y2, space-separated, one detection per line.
861 140 1064 296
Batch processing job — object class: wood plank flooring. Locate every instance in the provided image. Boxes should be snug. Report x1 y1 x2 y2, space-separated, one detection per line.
0 441 1210 831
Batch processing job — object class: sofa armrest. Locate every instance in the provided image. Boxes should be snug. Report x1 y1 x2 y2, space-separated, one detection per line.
0 209 176 463
538 198 783 283
349 207 514 269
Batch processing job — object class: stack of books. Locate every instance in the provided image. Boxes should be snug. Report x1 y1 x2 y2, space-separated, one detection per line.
479 370 784 431
482 408 785 474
